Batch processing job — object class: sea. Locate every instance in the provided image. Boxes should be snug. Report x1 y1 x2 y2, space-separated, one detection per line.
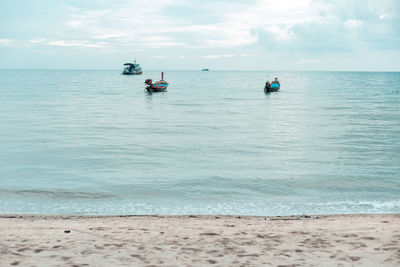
0 70 399 216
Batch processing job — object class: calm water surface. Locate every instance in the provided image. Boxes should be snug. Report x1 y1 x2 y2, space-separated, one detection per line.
0 70 399 215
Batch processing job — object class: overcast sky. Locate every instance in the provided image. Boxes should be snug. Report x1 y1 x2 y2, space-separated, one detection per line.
0 0 399 70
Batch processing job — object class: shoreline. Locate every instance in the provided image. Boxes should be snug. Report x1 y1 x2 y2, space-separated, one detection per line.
1 213 399 266
1 212 397 218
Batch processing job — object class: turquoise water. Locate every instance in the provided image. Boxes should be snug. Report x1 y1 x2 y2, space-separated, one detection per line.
0 70 399 215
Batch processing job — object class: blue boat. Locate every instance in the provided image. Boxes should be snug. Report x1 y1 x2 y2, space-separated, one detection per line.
264 77 280 93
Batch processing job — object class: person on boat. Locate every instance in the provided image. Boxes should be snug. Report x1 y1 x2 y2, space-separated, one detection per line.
273 77 280 85
266 80 271 88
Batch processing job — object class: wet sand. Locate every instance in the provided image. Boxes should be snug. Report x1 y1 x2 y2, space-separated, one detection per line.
1 214 399 266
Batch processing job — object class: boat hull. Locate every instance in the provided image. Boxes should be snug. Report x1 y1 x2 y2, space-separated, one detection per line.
264 86 280 93
145 73 168 93
122 71 143 75
122 61 142 75
146 85 168 93
264 82 280 93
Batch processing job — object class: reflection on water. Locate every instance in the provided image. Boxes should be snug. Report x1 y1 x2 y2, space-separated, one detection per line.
0 189 115 200
0 70 399 215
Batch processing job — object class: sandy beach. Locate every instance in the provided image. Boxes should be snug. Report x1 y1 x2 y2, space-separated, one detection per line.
0 214 399 266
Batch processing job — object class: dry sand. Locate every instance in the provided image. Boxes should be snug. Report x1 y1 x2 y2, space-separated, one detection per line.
0 214 399 266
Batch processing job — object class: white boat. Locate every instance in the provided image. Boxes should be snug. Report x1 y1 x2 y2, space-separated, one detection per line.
122 60 143 75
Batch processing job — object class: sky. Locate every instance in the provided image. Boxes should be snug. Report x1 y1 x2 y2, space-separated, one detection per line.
0 0 399 70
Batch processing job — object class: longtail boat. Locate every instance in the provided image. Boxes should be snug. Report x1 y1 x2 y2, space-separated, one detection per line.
145 72 168 93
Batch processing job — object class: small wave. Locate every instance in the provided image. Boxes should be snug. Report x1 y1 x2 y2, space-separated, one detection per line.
1 197 399 216
0 189 115 200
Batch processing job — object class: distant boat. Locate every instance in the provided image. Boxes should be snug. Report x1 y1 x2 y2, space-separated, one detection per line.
264 77 280 93
145 72 168 93
201 68 210 71
122 60 142 75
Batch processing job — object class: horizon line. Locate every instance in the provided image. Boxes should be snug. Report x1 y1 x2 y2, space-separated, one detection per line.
0 68 399 72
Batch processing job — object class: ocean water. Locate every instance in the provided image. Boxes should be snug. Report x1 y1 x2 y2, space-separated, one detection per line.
0 70 399 215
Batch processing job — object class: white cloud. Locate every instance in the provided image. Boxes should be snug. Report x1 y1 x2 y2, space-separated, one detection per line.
2 0 399 70
52 0 361 53
29 39 47 43
65 20 85 28
48 40 107 48
298 58 321 64
0 39 13 46
264 26 293 40
58 1 262 49
345 20 362 27
92 33 129 40
379 14 388 20
28 38 106 48
202 55 235 58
